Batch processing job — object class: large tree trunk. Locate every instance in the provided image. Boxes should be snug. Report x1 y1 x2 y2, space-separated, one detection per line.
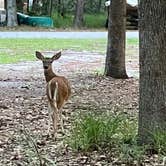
104 0 128 78
73 0 84 28
7 0 18 27
138 0 166 145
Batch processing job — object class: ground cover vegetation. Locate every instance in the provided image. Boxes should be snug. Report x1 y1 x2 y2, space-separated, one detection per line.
0 38 138 64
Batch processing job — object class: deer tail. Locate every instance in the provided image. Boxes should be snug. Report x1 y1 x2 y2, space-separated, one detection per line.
48 80 58 102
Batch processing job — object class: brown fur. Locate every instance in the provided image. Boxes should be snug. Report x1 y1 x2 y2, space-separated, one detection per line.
36 51 71 139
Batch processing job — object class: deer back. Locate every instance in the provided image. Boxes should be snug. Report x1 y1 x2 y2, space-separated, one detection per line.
46 76 71 110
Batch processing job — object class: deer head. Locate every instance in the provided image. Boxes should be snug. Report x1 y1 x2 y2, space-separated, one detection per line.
36 51 61 71
36 51 62 82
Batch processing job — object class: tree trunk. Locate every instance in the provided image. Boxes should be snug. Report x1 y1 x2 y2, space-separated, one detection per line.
104 0 128 78
97 0 102 13
27 0 29 13
48 0 53 16
7 0 18 27
138 0 166 145
73 0 84 28
57 0 61 15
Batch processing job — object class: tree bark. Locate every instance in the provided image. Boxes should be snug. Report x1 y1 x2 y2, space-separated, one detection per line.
73 0 84 28
138 0 166 145
7 0 18 27
57 0 61 15
104 0 128 78
48 0 53 16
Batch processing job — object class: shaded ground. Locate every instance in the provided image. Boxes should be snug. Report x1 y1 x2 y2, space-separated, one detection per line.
0 50 162 165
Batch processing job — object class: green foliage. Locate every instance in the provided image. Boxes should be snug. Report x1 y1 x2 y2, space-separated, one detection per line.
119 143 146 164
67 113 137 152
152 129 166 155
0 38 138 64
84 14 106 28
52 13 73 28
118 118 138 144
51 12 107 29
126 38 139 45
67 112 166 163
0 38 106 64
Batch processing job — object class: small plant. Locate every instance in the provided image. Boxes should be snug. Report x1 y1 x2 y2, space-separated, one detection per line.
118 117 138 144
84 13 107 29
119 143 146 165
67 113 123 151
52 12 73 28
67 112 139 152
152 129 166 155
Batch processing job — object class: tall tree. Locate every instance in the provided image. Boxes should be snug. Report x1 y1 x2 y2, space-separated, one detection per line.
7 0 18 27
138 0 166 144
73 0 85 28
104 0 128 78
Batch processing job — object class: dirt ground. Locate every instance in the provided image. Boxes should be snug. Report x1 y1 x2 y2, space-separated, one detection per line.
0 50 159 166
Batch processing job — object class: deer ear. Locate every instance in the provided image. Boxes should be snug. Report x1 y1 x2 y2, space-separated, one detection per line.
52 51 61 61
36 51 44 60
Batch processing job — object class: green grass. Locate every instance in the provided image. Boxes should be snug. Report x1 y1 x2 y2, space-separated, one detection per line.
67 112 138 151
52 13 73 28
0 38 138 64
84 14 106 28
66 112 166 164
66 112 146 164
127 38 139 45
152 129 166 155
52 13 107 29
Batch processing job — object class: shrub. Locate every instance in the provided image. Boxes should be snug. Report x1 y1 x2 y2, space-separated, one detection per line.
152 129 166 155
67 112 137 152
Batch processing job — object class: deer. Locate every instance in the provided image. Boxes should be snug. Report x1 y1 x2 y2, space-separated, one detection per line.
36 51 71 139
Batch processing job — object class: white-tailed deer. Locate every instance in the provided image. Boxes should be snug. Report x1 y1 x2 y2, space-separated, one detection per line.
36 51 71 139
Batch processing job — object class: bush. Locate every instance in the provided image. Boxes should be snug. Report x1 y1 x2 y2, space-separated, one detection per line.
51 12 107 29
52 12 73 28
67 112 137 152
152 129 166 155
67 112 166 164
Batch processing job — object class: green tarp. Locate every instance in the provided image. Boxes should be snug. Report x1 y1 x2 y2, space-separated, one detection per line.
17 12 54 28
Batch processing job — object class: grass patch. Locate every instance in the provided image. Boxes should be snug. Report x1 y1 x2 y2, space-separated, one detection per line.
52 13 73 28
84 14 106 28
152 129 166 155
127 38 139 45
66 112 166 164
51 13 106 29
0 38 138 64
67 112 138 152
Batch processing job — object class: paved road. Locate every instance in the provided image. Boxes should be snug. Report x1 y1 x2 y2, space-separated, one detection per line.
0 31 138 39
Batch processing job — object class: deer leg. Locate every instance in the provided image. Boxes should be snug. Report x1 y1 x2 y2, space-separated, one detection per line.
59 109 64 133
52 104 59 140
58 102 66 134
47 103 52 136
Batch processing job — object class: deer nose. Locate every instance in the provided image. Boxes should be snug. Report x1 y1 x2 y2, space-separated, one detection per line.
44 66 48 69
